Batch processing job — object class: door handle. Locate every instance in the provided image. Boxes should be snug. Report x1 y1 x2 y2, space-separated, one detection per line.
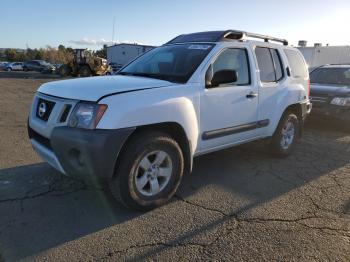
246 91 258 98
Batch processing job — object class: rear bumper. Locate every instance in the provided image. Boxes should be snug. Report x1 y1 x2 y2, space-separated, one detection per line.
28 125 135 178
301 100 312 120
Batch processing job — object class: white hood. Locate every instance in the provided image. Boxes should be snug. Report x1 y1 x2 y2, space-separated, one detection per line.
38 75 174 101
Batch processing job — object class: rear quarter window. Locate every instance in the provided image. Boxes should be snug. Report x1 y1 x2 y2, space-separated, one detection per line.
284 49 308 78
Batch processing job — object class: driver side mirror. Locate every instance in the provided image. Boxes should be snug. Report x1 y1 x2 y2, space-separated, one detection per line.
206 68 238 88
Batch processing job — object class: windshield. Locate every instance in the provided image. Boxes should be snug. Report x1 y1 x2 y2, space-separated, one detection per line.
310 67 350 86
119 43 214 83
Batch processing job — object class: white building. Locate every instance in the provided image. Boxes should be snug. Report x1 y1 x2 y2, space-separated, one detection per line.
107 43 155 66
298 45 350 70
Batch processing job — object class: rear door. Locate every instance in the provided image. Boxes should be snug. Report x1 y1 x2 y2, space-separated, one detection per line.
199 47 259 152
253 46 285 136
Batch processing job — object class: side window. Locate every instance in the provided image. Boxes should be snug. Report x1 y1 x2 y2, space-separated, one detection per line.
255 47 275 82
284 49 308 78
255 47 284 82
271 49 283 80
211 48 250 86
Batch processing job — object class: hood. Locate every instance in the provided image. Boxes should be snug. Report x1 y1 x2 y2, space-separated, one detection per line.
38 75 175 101
310 83 350 97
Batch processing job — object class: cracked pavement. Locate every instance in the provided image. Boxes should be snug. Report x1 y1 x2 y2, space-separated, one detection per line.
0 73 350 261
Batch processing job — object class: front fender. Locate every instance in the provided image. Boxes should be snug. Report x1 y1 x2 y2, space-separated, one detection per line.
97 87 200 154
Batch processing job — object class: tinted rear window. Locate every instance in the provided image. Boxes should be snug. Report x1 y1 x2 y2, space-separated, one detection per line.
284 49 308 78
310 67 350 86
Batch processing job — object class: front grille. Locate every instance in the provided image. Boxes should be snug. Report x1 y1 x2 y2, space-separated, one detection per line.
36 98 55 121
310 96 328 103
28 126 52 150
310 94 331 109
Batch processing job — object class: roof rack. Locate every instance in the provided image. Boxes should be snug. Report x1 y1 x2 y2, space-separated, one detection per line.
166 30 288 46
243 32 288 46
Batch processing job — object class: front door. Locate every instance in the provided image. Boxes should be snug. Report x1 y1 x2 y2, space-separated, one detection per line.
199 47 259 152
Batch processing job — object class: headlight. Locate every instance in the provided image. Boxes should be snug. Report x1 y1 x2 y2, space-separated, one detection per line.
330 97 350 107
68 103 107 129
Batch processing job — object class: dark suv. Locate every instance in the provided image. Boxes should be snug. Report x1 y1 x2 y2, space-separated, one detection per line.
310 64 350 121
23 60 55 73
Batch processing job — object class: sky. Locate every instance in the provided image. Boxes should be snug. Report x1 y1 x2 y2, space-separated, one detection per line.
1 0 350 49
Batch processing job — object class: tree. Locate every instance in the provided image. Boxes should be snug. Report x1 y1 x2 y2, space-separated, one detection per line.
16 53 26 62
5 49 17 61
94 44 107 59
58 45 66 52
66 47 74 54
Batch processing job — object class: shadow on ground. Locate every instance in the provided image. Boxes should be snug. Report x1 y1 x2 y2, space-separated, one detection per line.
0 164 140 260
128 119 350 261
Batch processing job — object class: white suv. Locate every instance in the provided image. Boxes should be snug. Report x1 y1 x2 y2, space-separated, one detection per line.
28 30 311 210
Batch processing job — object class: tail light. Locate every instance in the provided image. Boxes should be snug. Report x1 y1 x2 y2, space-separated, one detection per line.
307 79 310 97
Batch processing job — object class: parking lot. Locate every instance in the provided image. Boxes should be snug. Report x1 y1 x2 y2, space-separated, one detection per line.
0 71 349 261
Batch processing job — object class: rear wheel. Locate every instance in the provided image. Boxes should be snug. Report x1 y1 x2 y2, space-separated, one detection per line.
6 67 11 71
79 65 92 77
59 65 71 77
108 131 184 210
270 112 300 157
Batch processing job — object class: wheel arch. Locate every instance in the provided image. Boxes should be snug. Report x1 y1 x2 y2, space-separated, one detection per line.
114 122 193 178
276 103 304 138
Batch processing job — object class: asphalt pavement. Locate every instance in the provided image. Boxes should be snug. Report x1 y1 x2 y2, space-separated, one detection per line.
0 73 349 261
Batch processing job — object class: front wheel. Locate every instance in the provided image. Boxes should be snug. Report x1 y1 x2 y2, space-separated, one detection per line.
59 65 72 77
79 65 92 77
108 131 184 210
270 112 300 157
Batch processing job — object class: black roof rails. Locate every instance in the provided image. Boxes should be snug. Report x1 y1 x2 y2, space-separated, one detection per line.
166 30 288 46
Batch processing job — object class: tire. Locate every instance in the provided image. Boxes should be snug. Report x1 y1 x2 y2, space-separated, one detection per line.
6 67 11 71
23 67 28 72
108 131 184 211
59 65 71 77
270 111 300 157
79 65 92 77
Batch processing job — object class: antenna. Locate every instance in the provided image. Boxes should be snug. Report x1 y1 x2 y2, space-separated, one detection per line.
112 16 116 45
